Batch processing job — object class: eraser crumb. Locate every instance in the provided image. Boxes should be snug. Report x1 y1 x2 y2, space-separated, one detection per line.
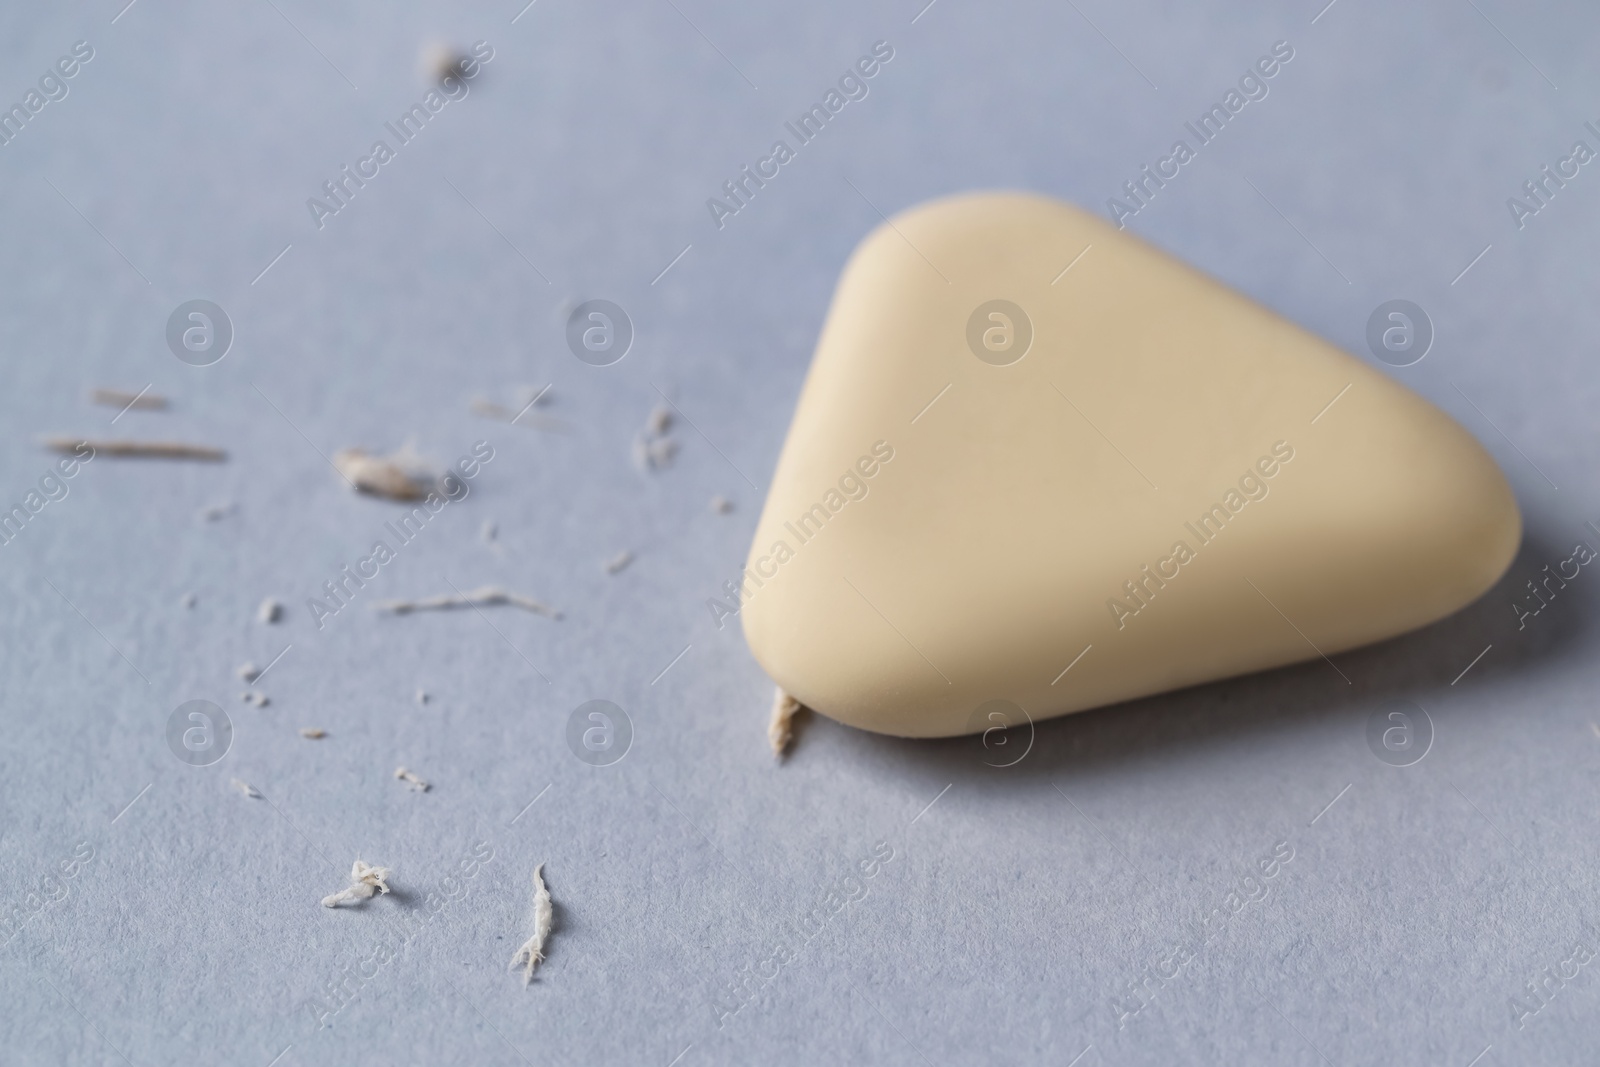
377 585 560 620
394 766 430 793
509 863 553 984
420 42 471 85
322 859 392 908
91 387 167 411
632 406 678 471
769 687 806 759
41 438 225 461
332 446 436 501
471 387 561 430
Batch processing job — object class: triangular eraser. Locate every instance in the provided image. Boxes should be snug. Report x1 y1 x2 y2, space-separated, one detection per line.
741 192 1520 737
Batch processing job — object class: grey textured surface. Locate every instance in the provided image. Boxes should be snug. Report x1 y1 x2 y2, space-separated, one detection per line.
2 1 1598 1064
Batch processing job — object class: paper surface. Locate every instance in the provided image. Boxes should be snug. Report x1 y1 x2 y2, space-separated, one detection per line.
1 1 1597 1064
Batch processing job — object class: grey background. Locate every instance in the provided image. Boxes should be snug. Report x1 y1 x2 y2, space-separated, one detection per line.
1 0 1597 1064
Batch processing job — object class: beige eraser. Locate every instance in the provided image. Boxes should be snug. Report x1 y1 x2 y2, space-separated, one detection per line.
740 192 1519 738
